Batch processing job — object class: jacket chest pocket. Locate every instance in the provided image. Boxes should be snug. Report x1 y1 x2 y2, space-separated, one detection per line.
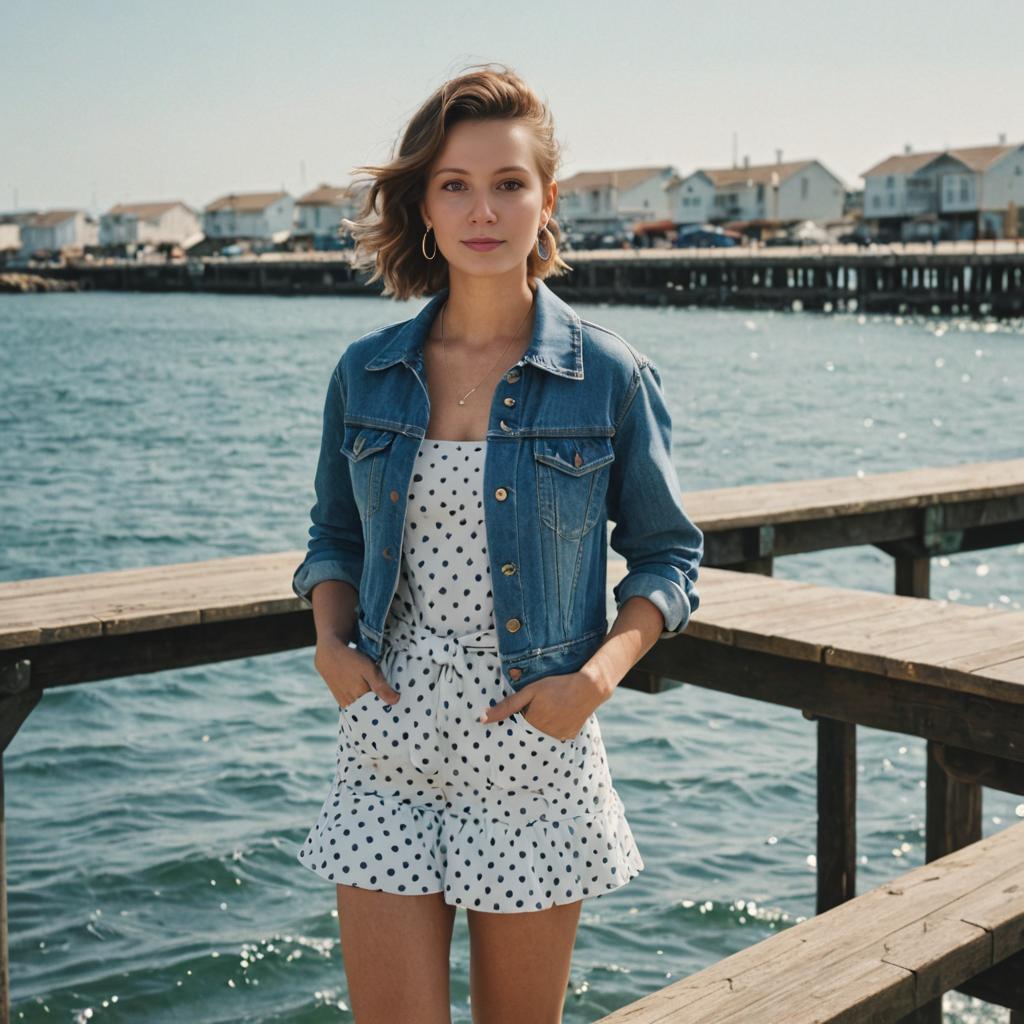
533 436 616 540
340 425 397 520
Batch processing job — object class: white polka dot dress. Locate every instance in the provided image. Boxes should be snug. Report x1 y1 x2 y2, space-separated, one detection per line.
297 439 645 912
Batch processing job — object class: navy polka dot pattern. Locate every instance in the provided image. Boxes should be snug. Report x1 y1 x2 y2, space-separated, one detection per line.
297 440 644 912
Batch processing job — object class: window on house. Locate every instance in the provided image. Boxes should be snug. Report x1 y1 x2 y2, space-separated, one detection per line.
801 178 809 199
873 196 881 208
960 180 969 201
886 176 894 188
756 184 764 202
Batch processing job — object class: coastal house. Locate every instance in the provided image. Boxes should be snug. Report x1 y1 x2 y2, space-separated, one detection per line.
294 183 366 238
99 200 201 248
665 170 716 226
19 209 97 256
862 137 1024 240
669 156 846 229
202 191 295 241
556 166 678 236
0 212 31 255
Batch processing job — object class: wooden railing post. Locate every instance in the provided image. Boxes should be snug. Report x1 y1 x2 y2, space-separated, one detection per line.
1 755 8 1024
816 716 857 913
0 660 41 1024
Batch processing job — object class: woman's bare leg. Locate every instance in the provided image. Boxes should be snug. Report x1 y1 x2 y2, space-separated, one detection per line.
466 900 583 1024
336 884 457 1024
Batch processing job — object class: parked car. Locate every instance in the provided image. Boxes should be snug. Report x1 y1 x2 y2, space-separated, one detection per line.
837 228 876 247
675 224 739 248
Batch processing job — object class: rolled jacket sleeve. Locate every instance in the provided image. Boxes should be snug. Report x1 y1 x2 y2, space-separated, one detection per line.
291 356 365 607
607 358 703 638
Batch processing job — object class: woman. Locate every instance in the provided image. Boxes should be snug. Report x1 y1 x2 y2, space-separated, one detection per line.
292 64 703 1024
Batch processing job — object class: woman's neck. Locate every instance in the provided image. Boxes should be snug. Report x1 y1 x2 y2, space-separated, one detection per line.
435 268 536 354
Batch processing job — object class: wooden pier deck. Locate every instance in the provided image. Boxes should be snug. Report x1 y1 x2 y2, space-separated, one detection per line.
2 456 1023 1021
597 818 1024 1023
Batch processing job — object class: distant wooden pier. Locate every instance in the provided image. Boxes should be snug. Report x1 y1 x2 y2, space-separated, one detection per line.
18 240 1024 316
2 457 1024 1021
557 245 1024 318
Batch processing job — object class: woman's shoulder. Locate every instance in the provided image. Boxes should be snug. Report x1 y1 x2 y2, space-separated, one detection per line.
577 314 654 376
335 315 411 377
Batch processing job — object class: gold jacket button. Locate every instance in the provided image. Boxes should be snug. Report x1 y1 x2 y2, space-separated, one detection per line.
389 489 399 502
505 368 521 384
503 397 515 407
574 451 583 467
382 546 394 559
501 562 517 575
495 487 508 501
508 667 523 680
505 617 522 633
499 419 512 432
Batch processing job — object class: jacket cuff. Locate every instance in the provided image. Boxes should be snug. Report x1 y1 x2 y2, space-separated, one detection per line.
291 558 361 608
613 571 692 638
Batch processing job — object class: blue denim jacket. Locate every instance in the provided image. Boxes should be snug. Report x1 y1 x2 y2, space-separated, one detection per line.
292 277 703 692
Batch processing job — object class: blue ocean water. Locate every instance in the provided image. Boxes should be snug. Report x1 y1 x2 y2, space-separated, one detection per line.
1 291 1021 1023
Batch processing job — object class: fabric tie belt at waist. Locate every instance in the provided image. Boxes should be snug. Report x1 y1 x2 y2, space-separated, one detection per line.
382 615 501 673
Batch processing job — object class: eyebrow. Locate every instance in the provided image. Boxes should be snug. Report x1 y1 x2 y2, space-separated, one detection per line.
431 165 531 178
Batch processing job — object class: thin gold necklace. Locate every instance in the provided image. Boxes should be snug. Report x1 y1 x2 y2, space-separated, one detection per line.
439 295 534 406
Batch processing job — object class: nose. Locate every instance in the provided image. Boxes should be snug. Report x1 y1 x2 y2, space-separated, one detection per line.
469 191 498 224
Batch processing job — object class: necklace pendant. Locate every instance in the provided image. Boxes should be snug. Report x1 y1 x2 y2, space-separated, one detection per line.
458 398 466 406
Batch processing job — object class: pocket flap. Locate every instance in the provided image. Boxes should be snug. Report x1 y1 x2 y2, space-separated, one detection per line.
533 436 615 476
341 425 397 462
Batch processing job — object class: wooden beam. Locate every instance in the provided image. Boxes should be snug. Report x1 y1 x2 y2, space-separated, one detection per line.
817 717 857 913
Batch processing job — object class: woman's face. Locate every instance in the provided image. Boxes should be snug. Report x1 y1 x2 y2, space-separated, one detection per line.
419 117 557 280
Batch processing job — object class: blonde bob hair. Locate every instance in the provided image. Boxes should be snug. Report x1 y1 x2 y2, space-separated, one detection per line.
345 64 572 301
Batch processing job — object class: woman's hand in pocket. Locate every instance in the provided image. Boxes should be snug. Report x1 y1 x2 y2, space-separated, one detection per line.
314 636 400 709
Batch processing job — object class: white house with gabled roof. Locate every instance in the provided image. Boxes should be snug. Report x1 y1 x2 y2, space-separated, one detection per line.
203 191 294 239
665 170 716 225
556 166 678 234
19 209 97 256
99 200 200 247
862 138 1024 239
677 156 845 225
294 183 366 237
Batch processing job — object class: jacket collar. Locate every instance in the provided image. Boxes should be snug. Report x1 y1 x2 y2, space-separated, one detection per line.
363 277 583 380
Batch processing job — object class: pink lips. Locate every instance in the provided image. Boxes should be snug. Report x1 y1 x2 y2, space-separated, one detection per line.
462 238 503 252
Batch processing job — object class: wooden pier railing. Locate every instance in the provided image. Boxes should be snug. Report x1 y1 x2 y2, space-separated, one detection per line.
2 457 1023 1023
596 819 1024 1024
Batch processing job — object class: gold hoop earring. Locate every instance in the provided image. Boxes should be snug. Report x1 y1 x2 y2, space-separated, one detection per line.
421 227 437 261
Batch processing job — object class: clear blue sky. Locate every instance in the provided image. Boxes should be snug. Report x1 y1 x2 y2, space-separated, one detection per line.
2 0 1021 215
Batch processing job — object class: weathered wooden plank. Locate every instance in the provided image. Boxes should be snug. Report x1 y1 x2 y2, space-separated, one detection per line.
988 658 1024 684
0 614 106 649
0 550 302 602
880 613 1024 660
0 554 307 646
0 622 43 650
734 596 937 660
943 639 1024 673
597 822 1024 1024
6 562 295 619
686 458 1024 530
